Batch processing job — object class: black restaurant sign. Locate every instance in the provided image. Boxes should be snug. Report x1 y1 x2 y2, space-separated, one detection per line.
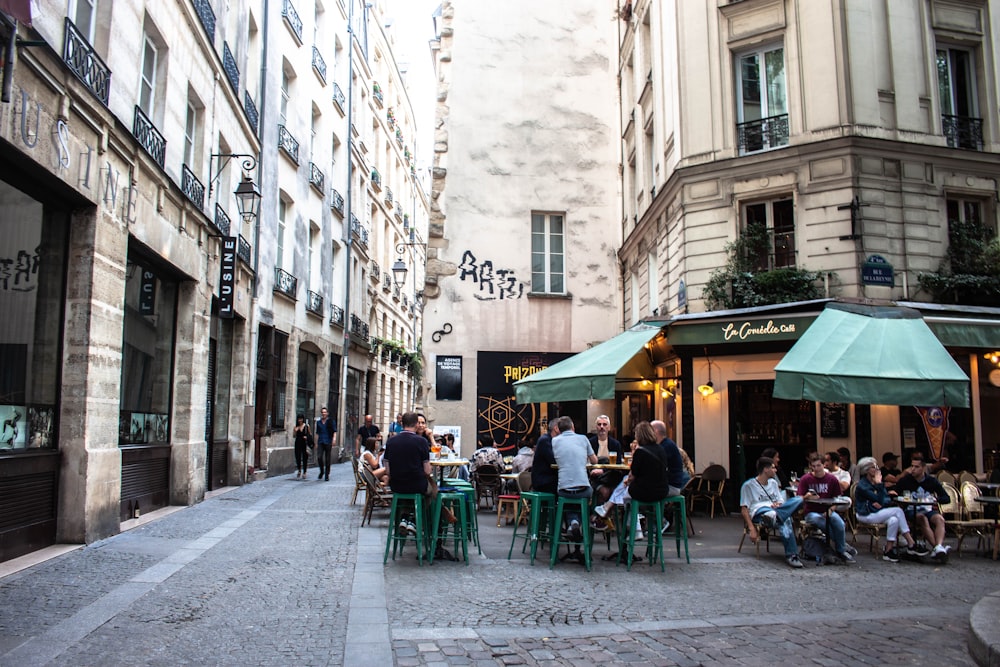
436 355 462 400
139 269 156 315
219 236 237 318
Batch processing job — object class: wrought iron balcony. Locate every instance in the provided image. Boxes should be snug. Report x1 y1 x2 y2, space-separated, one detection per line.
350 314 369 340
306 290 323 316
274 267 297 299
359 227 369 249
402 294 408 308
63 18 111 105
333 83 346 113
330 304 345 327
278 125 299 164
214 203 231 236
942 114 983 151
237 235 252 265
132 106 166 168
282 0 303 43
192 0 216 41
394 204 403 221
386 110 396 130
223 41 239 93
181 164 205 209
312 46 327 84
382 272 390 292
736 113 789 155
244 92 259 135
350 214 361 239
384 187 394 206
371 168 381 190
371 260 380 277
331 189 345 217
373 83 383 107
395 127 403 147
308 162 325 193
403 213 410 230
392 285 401 301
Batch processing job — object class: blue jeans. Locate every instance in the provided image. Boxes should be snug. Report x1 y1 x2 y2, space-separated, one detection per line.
805 510 847 554
754 496 803 556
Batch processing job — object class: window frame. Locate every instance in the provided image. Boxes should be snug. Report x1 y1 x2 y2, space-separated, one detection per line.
530 211 566 295
740 197 796 271
139 34 158 116
735 43 788 154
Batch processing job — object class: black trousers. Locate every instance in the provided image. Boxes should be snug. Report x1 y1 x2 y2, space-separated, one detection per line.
294 442 310 473
316 442 333 478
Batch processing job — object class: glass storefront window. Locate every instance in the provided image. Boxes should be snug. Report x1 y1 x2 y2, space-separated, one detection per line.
119 259 177 445
0 181 68 451
296 349 317 419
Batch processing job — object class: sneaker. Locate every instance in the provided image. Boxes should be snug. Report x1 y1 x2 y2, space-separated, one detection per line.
838 551 856 564
398 519 411 535
882 548 900 562
567 520 583 543
634 526 644 541
846 545 858 557
594 503 609 519
759 510 778 528
661 519 672 536
785 554 804 569
905 544 930 557
932 544 950 562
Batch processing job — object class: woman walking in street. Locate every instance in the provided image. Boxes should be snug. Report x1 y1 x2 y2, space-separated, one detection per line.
293 414 313 479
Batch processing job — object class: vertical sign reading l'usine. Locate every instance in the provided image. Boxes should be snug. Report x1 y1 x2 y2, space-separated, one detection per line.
219 237 237 318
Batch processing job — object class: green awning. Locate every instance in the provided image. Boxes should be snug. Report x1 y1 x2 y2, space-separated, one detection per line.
513 324 662 404
773 303 970 407
925 317 1000 349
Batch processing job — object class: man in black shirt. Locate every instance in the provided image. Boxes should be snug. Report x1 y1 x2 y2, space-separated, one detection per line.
356 414 381 457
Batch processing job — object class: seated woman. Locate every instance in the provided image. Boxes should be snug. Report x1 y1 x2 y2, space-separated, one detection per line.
855 456 929 562
593 421 670 540
361 436 388 485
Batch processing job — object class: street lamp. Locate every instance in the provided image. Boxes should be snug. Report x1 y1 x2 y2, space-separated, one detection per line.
208 153 261 225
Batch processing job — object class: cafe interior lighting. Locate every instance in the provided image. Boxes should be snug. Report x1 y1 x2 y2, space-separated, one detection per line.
985 351 1000 366
698 353 716 397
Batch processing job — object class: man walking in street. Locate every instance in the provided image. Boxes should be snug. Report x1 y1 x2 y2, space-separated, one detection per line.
315 407 336 481
741 456 805 568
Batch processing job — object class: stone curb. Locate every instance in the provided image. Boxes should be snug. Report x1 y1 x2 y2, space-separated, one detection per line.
969 589 1000 667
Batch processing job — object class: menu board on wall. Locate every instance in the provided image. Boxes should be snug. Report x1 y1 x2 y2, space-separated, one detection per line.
820 402 849 439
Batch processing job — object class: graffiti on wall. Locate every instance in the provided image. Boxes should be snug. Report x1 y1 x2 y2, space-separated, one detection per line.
0 248 40 292
458 250 525 300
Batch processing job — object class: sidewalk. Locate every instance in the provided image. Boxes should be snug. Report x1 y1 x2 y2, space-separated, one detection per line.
0 463 994 666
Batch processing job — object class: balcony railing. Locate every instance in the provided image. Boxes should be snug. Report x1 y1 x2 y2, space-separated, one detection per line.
330 303 345 327
331 189 345 216
244 92 259 135
395 127 404 147
350 214 361 239
223 41 239 93
359 227 369 249
192 0 216 41
371 260 380 277
181 164 205 209
371 168 381 190
350 314 369 341
237 235 252 265
278 125 299 164
312 46 327 84
403 213 410 230
736 113 789 155
132 106 166 168
942 114 984 151
392 285 401 301
63 18 111 105
274 267 297 299
373 84 383 107
394 204 403 221
214 203 231 236
308 162 325 193
333 83 346 113
282 0 303 43
306 290 323 315
384 187 394 206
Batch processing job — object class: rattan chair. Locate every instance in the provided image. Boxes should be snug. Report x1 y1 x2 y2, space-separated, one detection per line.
690 464 727 518
362 465 393 526
472 463 503 510
850 483 887 555
942 481 990 556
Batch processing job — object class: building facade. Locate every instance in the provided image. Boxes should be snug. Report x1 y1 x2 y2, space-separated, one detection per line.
424 0 623 454
616 0 1000 481
0 0 427 563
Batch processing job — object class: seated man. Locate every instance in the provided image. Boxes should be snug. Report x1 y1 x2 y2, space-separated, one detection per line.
740 456 805 568
879 451 903 487
531 422 559 495
551 416 597 542
893 451 950 560
470 434 505 475
796 452 855 563
823 451 851 492
382 411 432 534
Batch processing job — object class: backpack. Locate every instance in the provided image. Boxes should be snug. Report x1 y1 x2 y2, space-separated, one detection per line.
801 534 839 565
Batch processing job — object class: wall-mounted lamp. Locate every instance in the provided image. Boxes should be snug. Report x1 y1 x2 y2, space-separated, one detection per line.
698 352 716 397
208 153 262 224
984 351 1000 366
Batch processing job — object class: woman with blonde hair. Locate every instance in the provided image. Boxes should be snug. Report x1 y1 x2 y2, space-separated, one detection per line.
855 456 928 562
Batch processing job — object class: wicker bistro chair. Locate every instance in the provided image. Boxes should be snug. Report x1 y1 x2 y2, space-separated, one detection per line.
362 465 393 526
472 463 503 510
959 481 996 556
351 456 368 505
937 470 956 489
941 482 990 556
849 483 887 555
690 464 727 518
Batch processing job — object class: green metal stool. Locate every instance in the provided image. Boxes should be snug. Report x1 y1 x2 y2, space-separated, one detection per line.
444 481 481 555
429 491 469 564
549 495 593 571
619 499 666 571
507 491 556 564
663 494 690 563
383 492 427 565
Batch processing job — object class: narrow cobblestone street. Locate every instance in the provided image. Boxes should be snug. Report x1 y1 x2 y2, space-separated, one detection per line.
1 463 993 666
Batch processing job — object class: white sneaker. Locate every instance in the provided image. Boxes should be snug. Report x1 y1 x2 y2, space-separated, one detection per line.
661 519 671 536
634 527 644 541
594 503 609 519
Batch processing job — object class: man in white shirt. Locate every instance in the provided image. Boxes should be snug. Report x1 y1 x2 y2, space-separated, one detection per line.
740 456 805 568
823 451 851 492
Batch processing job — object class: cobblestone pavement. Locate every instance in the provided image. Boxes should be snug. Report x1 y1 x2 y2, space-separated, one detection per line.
0 463 994 666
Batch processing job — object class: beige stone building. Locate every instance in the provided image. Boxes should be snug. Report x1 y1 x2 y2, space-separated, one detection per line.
424 0 623 453
0 0 426 562
616 0 1000 481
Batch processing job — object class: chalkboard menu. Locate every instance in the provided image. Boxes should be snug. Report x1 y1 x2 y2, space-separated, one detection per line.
436 355 462 401
820 402 848 438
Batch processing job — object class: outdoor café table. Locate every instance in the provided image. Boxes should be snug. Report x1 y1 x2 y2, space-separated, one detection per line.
806 496 851 548
429 458 469 483
894 495 937 526
975 482 1000 496
974 496 1000 560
